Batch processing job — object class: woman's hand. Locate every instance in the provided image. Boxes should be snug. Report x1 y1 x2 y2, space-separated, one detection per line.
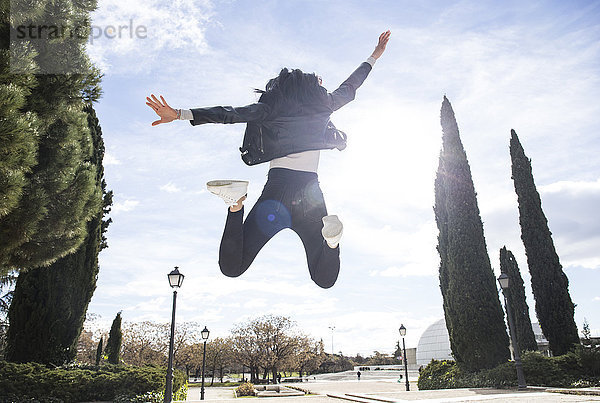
371 30 391 60
146 94 177 126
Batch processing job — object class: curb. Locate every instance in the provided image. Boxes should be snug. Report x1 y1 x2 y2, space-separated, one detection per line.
326 393 396 403
327 393 378 402
345 393 396 402
547 387 600 396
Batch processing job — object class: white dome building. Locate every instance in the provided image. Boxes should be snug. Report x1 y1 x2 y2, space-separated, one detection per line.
416 318 453 366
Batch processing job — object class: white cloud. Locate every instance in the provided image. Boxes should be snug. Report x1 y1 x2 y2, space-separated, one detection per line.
370 264 434 278
160 182 182 193
111 199 140 214
594 297 600 302
243 298 268 310
534 178 600 270
103 152 121 165
540 179 600 195
87 0 214 74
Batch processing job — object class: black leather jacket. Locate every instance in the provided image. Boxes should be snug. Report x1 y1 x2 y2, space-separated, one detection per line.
189 62 373 165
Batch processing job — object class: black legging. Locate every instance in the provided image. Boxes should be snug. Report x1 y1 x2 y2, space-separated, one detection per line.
218 168 340 288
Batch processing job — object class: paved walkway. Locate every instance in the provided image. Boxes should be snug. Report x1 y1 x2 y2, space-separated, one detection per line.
186 386 236 401
184 382 600 402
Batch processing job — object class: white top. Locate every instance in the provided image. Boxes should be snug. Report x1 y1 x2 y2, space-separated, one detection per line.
269 150 320 172
181 57 376 173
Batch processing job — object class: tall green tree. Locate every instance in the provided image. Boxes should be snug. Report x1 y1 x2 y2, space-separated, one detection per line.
5 103 111 365
499 246 538 354
510 129 579 355
95 337 103 366
3 0 109 364
434 96 510 371
0 0 40 270
0 0 103 275
105 312 122 365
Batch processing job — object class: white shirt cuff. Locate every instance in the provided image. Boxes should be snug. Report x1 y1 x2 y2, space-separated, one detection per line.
366 56 377 67
179 109 193 120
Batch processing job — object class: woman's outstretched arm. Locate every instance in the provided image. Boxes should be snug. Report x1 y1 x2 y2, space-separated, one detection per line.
146 93 271 126
328 30 391 111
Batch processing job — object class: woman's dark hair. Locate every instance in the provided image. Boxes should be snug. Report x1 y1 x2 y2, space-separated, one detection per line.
255 68 328 117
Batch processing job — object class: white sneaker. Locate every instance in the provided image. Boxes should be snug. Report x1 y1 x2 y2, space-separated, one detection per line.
206 180 249 206
322 215 343 248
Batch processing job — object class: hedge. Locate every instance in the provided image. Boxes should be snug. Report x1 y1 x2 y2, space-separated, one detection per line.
418 346 600 390
0 361 187 403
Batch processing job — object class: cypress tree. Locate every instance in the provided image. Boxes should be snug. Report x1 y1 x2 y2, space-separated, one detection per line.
95 337 103 366
434 96 510 371
105 312 122 365
499 246 538 354
5 103 111 365
0 0 40 267
0 0 103 275
509 129 579 355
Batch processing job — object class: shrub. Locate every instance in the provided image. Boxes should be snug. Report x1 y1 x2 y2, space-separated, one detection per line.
575 344 600 377
114 391 164 403
0 361 187 402
418 350 600 391
417 360 467 390
174 381 188 401
521 351 568 386
478 361 517 388
0 396 63 403
235 382 255 397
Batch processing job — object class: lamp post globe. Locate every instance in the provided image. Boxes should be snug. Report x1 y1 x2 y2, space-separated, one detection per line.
165 267 184 403
168 266 185 288
498 272 509 290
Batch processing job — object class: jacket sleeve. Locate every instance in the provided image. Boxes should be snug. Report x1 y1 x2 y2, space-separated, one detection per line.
189 102 271 126
328 62 373 111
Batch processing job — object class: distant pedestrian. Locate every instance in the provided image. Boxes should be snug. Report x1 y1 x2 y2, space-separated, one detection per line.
357 370 361 381
277 373 282 383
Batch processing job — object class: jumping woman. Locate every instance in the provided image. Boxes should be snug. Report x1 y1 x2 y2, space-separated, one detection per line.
146 30 391 288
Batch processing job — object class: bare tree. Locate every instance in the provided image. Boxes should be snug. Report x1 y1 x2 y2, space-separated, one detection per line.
121 321 169 366
232 323 262 382
75 313 107 364
178 342 204 379
173 322 202 369
295 336 325 377
232 315 301 383
75 329 97 364
205 337 234 384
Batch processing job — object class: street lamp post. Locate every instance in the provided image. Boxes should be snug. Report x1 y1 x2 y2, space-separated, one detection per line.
200 326 210 400
498 273 527 390
399 324 410 391
328 326 335 356
165 267 184 403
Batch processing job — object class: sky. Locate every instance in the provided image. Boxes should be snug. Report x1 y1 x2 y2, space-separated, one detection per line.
84 0 600 356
